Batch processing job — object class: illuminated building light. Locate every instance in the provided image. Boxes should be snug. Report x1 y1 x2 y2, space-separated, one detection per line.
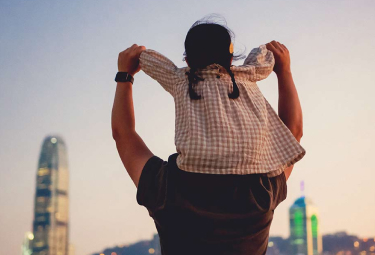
360 251 367 255
364 238 369 242
111 252 117 255
354 241 360 248
149 248 155 254
370 246 375 252
28 233 34 240
38 168 50 176
51 137 57 143
293 238 304 245
268 241 274 247
100 254 104 255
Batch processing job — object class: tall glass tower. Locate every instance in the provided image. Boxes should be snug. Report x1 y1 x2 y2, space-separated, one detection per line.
31 136 69 255
289 183 322 255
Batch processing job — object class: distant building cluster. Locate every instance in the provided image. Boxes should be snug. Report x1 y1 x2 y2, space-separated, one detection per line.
91 232 375 255
91 234 161 255
267 232 375 255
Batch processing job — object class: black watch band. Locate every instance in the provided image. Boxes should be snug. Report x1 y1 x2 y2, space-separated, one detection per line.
115 72 134 84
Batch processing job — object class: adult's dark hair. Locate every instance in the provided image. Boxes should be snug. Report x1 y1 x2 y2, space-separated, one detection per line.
184 15 246 100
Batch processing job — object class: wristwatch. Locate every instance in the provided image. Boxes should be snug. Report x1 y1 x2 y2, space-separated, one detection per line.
115 72 134 84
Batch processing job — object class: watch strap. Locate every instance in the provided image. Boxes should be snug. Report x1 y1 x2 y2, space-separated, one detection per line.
115 72 134 84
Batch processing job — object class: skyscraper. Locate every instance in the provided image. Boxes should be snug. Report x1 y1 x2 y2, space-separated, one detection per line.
31 136 69 255
289 182 322 255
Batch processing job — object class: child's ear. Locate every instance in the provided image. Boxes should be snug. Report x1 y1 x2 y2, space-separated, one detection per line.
230 56 233 65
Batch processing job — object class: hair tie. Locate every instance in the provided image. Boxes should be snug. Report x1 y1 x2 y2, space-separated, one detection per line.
229 42 234 54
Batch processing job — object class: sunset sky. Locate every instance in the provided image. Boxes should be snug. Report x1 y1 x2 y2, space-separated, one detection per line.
1 0 375 254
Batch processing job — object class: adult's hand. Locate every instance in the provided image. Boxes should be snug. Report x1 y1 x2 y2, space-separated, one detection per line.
118 44 146 76
265 41 291 76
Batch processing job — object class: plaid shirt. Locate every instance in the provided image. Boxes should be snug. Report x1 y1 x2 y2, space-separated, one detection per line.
139 45 306 177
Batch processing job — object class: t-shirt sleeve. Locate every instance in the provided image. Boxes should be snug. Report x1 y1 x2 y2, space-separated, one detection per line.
139 49 180 97
243 45 275 82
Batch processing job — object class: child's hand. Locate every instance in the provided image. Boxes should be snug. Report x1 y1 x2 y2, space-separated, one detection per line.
118 44 146 76
265 41 291 76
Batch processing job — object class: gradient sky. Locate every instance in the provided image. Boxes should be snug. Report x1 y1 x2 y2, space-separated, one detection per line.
1 0 375 254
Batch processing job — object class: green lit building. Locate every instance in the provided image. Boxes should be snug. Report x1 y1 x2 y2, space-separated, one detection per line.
289 195 322 255
31 136 69 255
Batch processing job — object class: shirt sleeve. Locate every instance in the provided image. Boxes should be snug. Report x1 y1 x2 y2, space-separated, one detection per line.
139 49 180 97
243 45 275 82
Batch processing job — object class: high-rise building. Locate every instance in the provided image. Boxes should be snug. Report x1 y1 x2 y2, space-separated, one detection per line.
31 136 69 255
289 182 322 255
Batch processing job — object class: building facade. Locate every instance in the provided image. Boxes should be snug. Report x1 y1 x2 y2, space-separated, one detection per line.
31 136 69 255
289 196 322 255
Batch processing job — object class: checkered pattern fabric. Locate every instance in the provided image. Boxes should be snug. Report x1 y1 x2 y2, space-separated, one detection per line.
139 45 306 177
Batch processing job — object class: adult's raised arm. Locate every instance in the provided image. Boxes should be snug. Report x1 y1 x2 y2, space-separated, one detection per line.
112 44 154 188
266 41 303 180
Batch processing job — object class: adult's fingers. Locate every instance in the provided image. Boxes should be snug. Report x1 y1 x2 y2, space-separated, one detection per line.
270 40 283 51
119 46 131 55
280 43 289 52
135 46 146 55
119 44 145 58
266 41 277 52
130 45 145 56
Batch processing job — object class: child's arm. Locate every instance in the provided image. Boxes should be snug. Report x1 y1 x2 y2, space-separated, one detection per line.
266 41 303 180
139 49 181 97
242 44 275 82
112 44 154 188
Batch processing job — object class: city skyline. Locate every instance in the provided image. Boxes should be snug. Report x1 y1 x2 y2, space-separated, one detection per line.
92 231 375 255
1 1 375 255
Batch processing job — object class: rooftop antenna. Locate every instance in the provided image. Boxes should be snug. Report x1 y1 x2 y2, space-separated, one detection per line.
300 181 305 198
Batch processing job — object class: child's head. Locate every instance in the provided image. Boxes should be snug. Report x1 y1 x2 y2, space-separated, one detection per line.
184 15 245 69
184 23 232 69
184 15 244 100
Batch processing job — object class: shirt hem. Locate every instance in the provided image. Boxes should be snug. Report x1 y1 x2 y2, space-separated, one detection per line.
175 148 306 178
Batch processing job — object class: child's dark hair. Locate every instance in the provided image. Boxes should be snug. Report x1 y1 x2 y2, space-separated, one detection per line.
184 15 246 100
